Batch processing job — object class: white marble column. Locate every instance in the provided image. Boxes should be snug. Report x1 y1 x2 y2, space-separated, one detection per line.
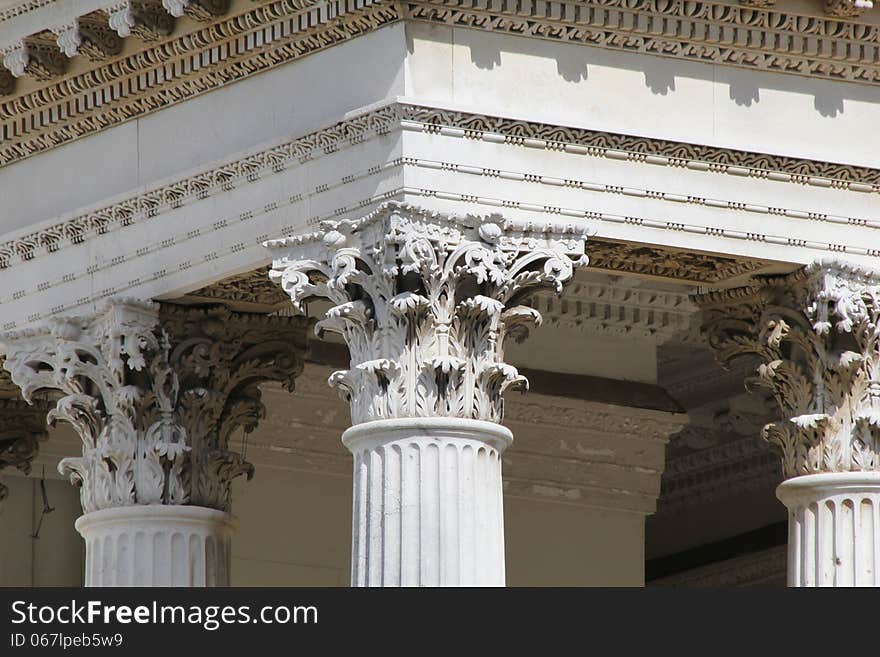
267 201 589 586
346 418 511 586
699 260 880 588
77 505 235 587
777 473 880 587
1 301 308 587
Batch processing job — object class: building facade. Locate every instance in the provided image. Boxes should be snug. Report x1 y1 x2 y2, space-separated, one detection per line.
0 0 877 587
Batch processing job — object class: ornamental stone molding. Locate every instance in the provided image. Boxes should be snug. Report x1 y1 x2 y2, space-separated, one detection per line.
0 99 863 292
740 0 874 17
697 260 880 479
0 300 309 514
105 1 174 40
162 0 230 21
1 34 65 80
0 0 880 165
586 241 767 285
50 16 123 60
266 201 589 426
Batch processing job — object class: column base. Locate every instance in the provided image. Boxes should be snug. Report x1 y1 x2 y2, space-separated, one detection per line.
75 505 236 587
777 472 880 587
343 417 513 587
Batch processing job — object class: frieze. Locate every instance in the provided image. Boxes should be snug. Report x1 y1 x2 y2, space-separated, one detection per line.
0 101 871 276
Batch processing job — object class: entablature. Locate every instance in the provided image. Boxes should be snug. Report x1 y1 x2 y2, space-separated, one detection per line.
0 97 877 333
0 0 878 180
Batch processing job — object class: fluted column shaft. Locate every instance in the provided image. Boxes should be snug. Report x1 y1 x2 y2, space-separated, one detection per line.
1 300 308 587
345 418 511 586
77 505 235 587
778 473 880 587
266 201 590 587
697 260 880 588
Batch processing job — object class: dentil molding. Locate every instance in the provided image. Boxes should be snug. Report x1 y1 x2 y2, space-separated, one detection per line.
1 0 880 172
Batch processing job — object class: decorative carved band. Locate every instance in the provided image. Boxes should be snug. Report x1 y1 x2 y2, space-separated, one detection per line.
2 0 880 171
402 0 880 82
0 0 394 164
0 100 868 278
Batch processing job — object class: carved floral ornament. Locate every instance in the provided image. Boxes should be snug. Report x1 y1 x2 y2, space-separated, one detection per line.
0 301 309 513
266 202 590 425
696 260 880 478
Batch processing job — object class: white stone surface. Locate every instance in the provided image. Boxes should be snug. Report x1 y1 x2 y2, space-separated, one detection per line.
344 417 511 587
76 504 235 587
404 23 880 168
777 473 880 587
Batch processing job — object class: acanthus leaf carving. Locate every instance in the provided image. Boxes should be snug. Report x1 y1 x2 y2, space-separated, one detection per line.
267 201 589 425
696 260 880 478
0 300 309 513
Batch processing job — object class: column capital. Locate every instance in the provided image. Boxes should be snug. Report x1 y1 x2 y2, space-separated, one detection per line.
695 259 880 479
1 300 309 514
266 201 589 425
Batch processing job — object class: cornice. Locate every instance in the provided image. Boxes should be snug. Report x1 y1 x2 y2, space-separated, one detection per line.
402 0 880 82
401 105 880 194
0 0 398 164
0 0 878 173
530 279 696 343
0 1 56 24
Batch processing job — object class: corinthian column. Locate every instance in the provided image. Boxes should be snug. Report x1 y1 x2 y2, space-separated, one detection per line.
1 302 308 586
266 202 589 586
698 260 880 587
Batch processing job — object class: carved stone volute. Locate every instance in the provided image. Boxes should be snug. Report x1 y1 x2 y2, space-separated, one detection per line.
266 202 590 425
696 260 880 479
1 300 309 513
159 304 308 509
